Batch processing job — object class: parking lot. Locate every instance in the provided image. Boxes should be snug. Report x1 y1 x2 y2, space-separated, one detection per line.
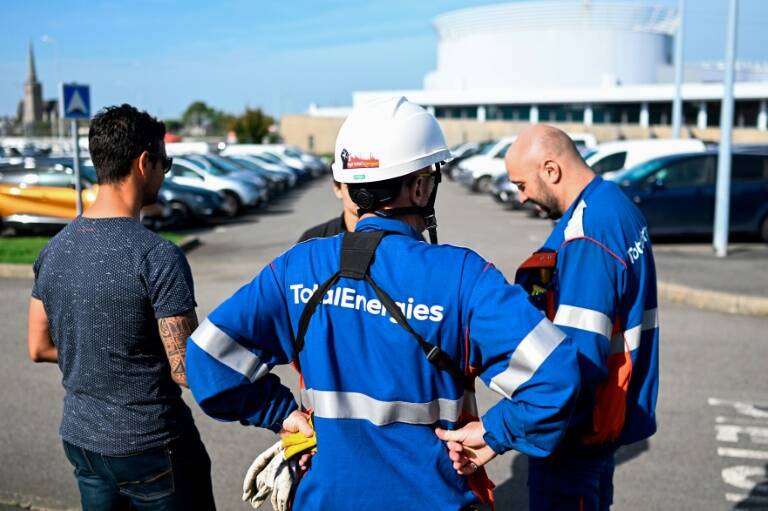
1 176 767 510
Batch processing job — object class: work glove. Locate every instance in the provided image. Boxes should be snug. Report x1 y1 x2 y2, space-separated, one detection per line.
242 417 317 510
242 441 298 511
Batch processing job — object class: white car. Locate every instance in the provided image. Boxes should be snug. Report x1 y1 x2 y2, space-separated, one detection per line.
584 138 707 180
165 142 217 156
456 137 516 193
223 144 325 178
167 157 264 216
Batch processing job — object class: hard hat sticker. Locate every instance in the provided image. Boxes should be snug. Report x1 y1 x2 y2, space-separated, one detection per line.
341 148 380 169
353 174 366 180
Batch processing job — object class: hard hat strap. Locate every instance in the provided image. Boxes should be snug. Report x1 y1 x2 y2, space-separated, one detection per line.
372 163 442 244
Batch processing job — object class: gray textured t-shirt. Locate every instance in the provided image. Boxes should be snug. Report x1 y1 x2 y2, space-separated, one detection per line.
32 216 198 455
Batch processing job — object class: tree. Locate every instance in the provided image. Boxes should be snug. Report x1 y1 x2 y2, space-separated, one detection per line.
230 107 275 143
181 101 228 135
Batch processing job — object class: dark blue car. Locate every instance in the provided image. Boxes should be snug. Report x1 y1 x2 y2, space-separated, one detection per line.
613 148 768 242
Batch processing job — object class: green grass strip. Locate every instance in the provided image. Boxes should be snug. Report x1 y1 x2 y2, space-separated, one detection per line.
0 232 186 265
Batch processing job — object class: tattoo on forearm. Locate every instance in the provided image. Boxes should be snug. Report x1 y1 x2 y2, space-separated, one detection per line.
158 310 198 387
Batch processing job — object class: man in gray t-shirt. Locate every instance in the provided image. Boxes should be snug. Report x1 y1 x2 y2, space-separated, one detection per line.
28 104 215 510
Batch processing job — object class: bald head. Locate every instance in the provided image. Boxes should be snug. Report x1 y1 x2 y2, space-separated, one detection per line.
504 125 594 219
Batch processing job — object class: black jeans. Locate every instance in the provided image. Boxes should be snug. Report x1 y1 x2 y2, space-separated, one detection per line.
62 433 215 511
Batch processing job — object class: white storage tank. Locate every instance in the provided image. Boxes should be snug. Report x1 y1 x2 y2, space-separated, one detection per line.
425 1 677 91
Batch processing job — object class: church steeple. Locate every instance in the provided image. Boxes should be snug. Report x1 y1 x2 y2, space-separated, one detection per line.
22 42 43 125
27 41 38 84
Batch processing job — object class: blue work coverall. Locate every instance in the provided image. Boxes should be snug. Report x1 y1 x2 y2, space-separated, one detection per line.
187 216 583 510
525 177 660 511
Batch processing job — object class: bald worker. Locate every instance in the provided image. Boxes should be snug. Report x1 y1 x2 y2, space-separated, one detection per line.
509 125 660 510
443 125 659 510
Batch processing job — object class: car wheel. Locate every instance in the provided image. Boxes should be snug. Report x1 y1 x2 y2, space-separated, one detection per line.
170 201 191 224
761 215 768 243
474 175 492 194
221 191 241 217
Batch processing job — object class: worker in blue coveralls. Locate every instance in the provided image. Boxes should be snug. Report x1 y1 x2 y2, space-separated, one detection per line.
482 125 658 511
185 97 584 511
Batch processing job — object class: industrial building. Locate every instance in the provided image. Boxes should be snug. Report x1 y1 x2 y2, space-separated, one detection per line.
283 1 768 153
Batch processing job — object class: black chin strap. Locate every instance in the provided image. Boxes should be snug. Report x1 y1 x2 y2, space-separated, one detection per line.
372 164 441 244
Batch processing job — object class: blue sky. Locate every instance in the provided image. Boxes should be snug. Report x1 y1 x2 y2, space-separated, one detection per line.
1 0 766 120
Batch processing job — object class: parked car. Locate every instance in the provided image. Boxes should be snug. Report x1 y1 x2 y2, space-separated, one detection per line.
167 157 263 216
614 149 768 241
489 174 521 208
185 154 269 192
0 165 173 232
164 141 217 156
456 137 516 193
160 179 225 224
568 133 598 152
585 138 706 180
221 144 315 180
227 155 298 189
199 153 288 196
442 141 493 180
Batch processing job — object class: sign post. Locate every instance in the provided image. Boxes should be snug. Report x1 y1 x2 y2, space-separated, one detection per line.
60 83 91 215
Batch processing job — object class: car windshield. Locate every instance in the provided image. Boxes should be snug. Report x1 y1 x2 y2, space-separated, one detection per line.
613 157 672 184
479 141 498 155
202 154 245 173
580 148 598 160
257 153 283 164
284 148 303 158
189 156 230 176
233 157 266 172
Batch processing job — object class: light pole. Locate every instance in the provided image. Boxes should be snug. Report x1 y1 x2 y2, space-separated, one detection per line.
713 0 739 258
671 0 686 139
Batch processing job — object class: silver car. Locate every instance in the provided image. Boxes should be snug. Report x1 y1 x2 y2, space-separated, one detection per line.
167 157 263 216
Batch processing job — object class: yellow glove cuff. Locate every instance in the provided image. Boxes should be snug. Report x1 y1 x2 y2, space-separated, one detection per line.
281 417 318 459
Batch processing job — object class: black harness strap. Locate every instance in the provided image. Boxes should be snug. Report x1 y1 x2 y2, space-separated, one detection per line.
294 231 463 379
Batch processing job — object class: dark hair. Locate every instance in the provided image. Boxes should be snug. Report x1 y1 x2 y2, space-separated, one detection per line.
88 104 166 185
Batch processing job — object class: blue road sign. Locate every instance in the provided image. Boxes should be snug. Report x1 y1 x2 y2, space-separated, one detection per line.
61 83 91 119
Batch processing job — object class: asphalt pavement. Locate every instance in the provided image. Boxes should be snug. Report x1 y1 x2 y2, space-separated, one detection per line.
1 177 767 510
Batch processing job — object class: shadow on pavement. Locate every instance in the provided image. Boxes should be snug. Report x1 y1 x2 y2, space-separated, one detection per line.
731 461 768 510
493 439 650 510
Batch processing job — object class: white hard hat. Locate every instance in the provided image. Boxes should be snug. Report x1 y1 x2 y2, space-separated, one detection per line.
332 96 451 184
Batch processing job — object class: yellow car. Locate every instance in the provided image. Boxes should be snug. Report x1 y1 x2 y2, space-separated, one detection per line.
0 168 97 231
1 165 171 233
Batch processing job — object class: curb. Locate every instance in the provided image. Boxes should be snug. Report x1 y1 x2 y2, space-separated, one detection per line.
178 235 201 253
0 263 34 279
659 281 768 317
0 236 200 280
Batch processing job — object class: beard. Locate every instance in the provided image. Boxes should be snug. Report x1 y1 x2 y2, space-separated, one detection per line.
530 181 562 220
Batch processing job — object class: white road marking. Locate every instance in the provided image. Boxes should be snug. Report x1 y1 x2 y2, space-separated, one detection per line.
708 398 768 419
717 415 768 425
715 425 768 444
718 447 768 460
721 465 768 492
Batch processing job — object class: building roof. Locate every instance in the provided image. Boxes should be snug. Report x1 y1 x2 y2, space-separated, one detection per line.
354 82 768 107
433 1 678 40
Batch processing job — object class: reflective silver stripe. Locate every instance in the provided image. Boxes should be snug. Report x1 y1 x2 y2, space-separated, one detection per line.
190 319 269 382
489 318 567 400
300 389 467 425
609 308 659 355
554 304 613 339
564 199 587 240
